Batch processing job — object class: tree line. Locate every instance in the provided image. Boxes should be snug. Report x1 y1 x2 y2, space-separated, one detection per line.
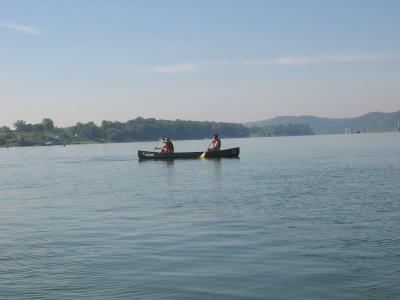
0 117 250 146
0 117 313 147
249 123 314 137
71 117 250 141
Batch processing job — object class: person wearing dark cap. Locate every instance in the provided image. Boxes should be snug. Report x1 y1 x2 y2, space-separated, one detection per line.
161 137 174 153
207 134 221 152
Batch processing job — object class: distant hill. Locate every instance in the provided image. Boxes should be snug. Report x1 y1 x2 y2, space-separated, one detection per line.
246 111 400 134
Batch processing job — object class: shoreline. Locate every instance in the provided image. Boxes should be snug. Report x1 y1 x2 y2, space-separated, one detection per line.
1 131 398 149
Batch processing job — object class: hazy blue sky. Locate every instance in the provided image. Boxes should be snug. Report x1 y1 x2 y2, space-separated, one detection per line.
1 0 399 127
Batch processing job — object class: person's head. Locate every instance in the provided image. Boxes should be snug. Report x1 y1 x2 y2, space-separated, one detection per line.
164 137 171 143
212 134 218 140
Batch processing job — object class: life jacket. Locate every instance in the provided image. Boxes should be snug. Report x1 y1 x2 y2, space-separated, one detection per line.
162 141 174 153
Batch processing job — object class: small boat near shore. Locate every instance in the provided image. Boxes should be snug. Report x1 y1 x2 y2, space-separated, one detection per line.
138 147 240 160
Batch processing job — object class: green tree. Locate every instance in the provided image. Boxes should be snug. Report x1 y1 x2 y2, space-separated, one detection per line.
14 120 27 131
106 128 126 142
42 118 54 131
72 122 104 139
249 123 313 137
0 126 11 133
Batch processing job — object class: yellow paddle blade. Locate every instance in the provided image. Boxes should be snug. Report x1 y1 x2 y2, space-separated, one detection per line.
199 152 206 159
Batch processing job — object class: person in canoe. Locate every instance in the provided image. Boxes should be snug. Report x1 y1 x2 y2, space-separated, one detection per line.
161 137 174 153
207 134 221 152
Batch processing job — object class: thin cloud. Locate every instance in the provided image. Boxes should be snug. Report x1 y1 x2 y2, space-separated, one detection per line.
0 21 41 35
147 60 237 74
271 53 398 65
272 56 317 65
147 53 399 74
149 64 197 74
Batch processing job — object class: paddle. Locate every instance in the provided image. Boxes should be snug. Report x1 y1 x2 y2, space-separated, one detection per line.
199 141 212 159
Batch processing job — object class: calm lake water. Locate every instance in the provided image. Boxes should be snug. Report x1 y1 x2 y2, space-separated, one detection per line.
1 133 399 299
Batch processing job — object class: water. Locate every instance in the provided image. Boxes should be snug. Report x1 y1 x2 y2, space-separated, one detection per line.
1 133 399 299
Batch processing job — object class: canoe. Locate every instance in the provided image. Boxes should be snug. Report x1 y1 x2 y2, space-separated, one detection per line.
138 147 240 160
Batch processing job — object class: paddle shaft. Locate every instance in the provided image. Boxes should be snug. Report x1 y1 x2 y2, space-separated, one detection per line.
200 141 213 158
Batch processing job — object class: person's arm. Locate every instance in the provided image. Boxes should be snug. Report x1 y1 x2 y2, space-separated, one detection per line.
208 140 218 151
207 140 214 151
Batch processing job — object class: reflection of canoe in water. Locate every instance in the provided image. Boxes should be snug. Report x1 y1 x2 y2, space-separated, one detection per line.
138 147 240 160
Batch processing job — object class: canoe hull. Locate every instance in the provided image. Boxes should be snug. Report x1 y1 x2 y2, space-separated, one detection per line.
138 147 240 160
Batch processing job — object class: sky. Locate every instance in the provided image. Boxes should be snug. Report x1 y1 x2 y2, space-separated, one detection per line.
1 0 400 127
